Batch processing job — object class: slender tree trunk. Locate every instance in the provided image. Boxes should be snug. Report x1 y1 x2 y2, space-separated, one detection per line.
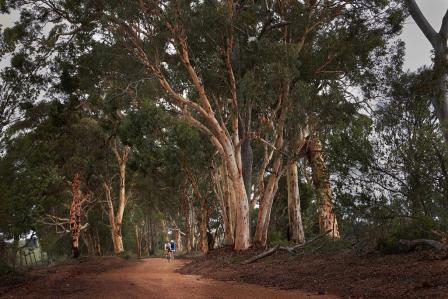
12 235 19 269
95 228 101 256
307 136 340 238
81 231 94 256
103 143 130 254
253 82 289 247
148 217 155 255
70 173 82 258
146 217 152 256
433 48 448 140
184 202 192 253
254 155 283 246
240 126 253 202
213 161 235 245
134 224 142 258
223 163 236 245
286 161 305 244
199 196 209 254
174 228 182 253
189 204 195 252
103 181 125 254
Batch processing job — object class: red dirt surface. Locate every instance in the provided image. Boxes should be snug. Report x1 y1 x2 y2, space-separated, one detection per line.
178 247 448 298
0 256 334 298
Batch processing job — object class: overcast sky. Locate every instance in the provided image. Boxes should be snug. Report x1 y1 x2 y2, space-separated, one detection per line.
0 1 447 71
401 0 448 70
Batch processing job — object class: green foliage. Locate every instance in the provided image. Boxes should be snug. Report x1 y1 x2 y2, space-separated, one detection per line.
376 217 439 254
1 0 436 258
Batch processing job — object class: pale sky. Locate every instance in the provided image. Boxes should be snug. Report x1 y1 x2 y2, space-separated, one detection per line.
0 1 447 71
401 0 448 71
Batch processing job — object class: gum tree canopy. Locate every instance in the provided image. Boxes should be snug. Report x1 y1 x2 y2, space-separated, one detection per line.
0 0 405 253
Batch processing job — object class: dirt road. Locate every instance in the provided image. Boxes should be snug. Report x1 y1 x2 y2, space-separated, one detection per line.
1 257 336 298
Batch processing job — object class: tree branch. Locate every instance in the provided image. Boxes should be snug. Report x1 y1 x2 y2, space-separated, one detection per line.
406 0 439 48
440 9 448 40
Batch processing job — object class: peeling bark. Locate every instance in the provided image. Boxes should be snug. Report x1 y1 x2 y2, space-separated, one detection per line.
69 173 82 258
307 136 340 238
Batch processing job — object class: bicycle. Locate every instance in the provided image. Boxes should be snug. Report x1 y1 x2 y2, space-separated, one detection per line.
165 249 174 262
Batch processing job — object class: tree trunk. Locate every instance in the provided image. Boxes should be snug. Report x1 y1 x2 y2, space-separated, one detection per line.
94 228 101 256
240 126 253 202
221 148 250 250
148 217 155 255
103 181 125 254
174 228 182 253
81 231 94 256
134 224 142 258
112 226 124 254
12 235 19 269
112 144 129 254
184 200 192 253
307 136 340 238
433 48 448 141
189 205 195 252
254 155 282 247
253 82 289 247
70 173 82 258
286 161 305 244
103 143 129 255
213 161 235 246
199 196 209 254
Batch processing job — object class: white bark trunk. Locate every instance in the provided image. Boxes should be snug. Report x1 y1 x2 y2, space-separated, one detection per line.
254 156 282 246
213 162 235 245
286 161 305 244
104 143 130 254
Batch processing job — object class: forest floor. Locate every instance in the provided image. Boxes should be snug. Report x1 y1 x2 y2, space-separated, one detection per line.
179 246 448 298
0 256 333 298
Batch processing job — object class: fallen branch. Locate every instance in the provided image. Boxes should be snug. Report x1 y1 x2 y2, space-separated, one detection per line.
399 239 448 251
289 229 333 252
242 245 280 265
242 229 333 265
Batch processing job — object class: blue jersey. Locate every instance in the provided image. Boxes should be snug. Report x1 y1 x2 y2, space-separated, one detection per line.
170 241 176 251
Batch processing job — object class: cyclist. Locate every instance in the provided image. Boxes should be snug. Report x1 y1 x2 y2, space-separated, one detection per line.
164 241 172 261
169 240 176 260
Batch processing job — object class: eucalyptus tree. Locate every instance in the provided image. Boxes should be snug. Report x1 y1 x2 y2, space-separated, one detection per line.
405 1 448 141
373 70 447 220
122 97 217 253
1 0 406 251
330 68 448 243
243 0 404 244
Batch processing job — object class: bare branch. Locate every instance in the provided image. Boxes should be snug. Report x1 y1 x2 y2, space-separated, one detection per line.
406 0 439 48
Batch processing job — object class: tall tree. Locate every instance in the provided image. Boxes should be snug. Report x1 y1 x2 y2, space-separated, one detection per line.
405 1 448 140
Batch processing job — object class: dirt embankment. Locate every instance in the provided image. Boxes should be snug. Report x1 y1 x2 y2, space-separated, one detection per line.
178 246 448 298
